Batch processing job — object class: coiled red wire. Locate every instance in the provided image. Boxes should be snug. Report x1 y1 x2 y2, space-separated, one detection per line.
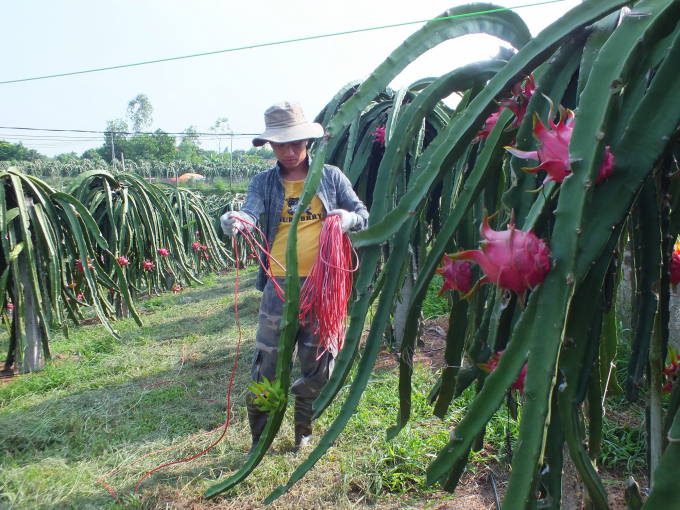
299 215 358 358
238 215 358 357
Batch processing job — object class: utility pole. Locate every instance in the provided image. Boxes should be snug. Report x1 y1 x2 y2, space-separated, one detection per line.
110 133 116 171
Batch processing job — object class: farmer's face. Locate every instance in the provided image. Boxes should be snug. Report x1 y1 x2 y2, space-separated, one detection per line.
270 140 308 170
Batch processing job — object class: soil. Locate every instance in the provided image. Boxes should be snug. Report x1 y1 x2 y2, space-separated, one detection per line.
145 469 636 510
374 317 449 372
144 471 506 510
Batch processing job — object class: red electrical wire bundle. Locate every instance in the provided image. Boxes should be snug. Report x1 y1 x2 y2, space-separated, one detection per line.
235 216 358 356
299 215 357 358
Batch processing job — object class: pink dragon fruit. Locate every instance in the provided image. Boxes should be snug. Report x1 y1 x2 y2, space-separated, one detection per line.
142 260 155 271
436 254 473 296
473 75 536 143
76 259 94 274
506 95 614 186
449 210 551 304
7 303 14 311
473 110 502 143
77 294 84 301
671 245 680 285
158 248 169 257
500 75 535 129
192 241 201 251
371 126 386 147
116 256 129 266
479 351 527 395
664 346 679 392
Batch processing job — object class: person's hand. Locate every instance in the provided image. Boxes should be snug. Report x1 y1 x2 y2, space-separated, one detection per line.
327 209 357 233
220 211 243 236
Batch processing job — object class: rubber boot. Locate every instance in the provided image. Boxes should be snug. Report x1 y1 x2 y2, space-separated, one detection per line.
293 396 315 453
246 395 269 458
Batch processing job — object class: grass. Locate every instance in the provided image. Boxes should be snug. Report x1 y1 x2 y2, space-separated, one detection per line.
180 179 250 196
0 271 648 509
421 274 451 320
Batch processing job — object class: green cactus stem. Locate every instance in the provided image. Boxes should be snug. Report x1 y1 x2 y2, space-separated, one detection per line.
626 179 661 401
266 217 415 503
433 297 469 418
641 406 680 508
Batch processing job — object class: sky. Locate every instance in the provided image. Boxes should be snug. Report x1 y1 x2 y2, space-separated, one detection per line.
0 0 580 157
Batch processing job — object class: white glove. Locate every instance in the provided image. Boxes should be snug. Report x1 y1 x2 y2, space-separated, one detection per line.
327 209 357 233
220 211 243 236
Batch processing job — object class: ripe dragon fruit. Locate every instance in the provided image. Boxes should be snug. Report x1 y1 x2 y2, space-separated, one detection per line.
479 351 527 395
172 284 182 294
436 254 473 296
76 259 95 274
142 260 155 271
449 210 551 305
664 346 679 393
192 241 201 251
671 244 680 285
501 74 535 129
506 95 614 186
116 256 129 266
473 110 502 143
473 75 535 143
158 248 170 257
371 126 386 147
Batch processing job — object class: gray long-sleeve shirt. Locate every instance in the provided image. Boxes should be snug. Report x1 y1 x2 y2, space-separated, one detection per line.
238 159 368 291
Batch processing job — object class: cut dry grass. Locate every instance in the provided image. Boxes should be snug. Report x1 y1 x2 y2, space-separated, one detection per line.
0 270 644 509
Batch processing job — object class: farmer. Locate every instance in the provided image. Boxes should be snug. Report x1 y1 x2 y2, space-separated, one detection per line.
220 101 368 456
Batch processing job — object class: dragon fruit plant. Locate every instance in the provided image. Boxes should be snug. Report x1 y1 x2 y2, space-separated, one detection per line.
2 163 232 373
208 1 680 509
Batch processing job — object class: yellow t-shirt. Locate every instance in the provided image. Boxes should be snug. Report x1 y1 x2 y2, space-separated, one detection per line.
270 179 323 277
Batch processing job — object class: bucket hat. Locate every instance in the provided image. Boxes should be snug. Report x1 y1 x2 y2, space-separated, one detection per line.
252 101 324 147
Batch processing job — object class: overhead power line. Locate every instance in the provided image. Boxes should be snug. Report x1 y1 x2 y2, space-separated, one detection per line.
0 0 569 86
0 126 259 137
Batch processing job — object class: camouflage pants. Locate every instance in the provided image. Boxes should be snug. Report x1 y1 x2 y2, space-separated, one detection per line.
251 277 334 397
248 277 334 442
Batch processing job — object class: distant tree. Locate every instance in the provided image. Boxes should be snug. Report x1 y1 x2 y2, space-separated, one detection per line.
103 119 129 163
54 152 79 163
246 146 275 160
126 94 154 133
0 140 44 162
180 126 200 147
209 117 230 155
151 129 176 162
231 149 246 160
81 148 104 160
176 126 202 163
126 129 176 163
